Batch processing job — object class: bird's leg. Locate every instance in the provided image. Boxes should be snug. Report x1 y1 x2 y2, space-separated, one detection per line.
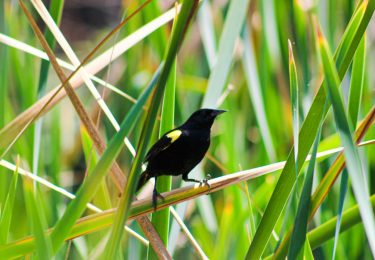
202 174 211 188
152 177 164 211
183 174 211 188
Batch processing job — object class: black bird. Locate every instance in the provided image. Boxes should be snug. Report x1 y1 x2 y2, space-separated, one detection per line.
136 108 226 209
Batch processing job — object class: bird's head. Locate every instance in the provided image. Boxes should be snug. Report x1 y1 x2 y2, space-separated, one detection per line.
182 108 226 129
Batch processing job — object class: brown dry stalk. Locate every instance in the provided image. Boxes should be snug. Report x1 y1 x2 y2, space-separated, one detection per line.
20 0 124 191
18 0 171 258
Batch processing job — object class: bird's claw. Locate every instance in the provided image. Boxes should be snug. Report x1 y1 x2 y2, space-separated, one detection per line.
200 178 211 188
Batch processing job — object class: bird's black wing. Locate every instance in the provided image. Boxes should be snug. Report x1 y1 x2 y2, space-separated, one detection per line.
144 129 184 162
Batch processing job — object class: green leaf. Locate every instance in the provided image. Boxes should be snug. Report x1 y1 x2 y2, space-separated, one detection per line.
202 0 251 108
0 0 8 128
332 170 348 259
317 23 375 256
148 47 177 260
332 35 366 260
32 0 65 180
288 114 323 259
242 28 276 162
0 157 19 243
288 39 299 176
23 177 52 259
245 2 374 258
81 127 112 210
348 36 366 128
36 0 64 96
308 195 375 250
197 0 217 68
303 239 314 260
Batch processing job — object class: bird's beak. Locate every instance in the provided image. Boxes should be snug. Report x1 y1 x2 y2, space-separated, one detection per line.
212 109 227 117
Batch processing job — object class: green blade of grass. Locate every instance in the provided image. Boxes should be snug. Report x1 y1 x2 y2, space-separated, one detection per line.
81 127 112 210
242 28 276 162
104 1 199 258
202 0 251 108
197 0 217 68
192 1 220 237
0 0 8 209
303 239 314 260
148 49 177 260
332 169 348 259
291 0 310 99
288 112 324 259
23 176 52 259
288 39 299 176
348 36 366 128
332 35 366 260
0 157 19 243
308 194 375 250
36 0 64 96
0 0 7 129
245 1 374 258
33 0 64 178
317 23 375 256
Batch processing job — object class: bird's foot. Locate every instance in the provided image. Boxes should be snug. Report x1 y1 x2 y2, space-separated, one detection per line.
200 175 211 188
152 190 165 211
183 176 210 188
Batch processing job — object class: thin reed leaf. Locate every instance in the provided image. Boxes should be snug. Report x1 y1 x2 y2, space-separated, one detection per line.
288 39 299 176
242 28 276 162
81 127 112 210
308 195 375 250
36 0 64 95
0 156 19 243
33 0 64 189
332 35 366 260
317 23 375 256
288 116 323 259
148 52 177 259
0 1 8 128
245 2 374 258
348 36 366 128
23 176 52 259
202 0 251 108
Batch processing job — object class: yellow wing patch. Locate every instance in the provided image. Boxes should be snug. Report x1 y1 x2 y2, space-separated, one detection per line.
166 130 182 143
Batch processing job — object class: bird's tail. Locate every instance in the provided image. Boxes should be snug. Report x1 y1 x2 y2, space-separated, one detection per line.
136 170 152 192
